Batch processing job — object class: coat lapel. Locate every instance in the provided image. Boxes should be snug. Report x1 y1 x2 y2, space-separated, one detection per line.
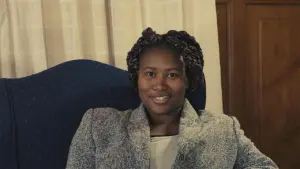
172 100 209 169
127 104 150 168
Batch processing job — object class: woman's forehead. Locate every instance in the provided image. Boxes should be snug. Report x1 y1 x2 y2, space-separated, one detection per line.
139 49 184 69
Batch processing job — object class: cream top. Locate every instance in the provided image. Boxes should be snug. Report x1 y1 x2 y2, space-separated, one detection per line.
150 135 179 169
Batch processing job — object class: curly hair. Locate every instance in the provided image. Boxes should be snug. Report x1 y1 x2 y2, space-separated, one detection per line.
126 27 204 92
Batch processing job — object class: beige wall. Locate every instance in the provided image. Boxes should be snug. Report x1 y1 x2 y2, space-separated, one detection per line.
0 0 223 113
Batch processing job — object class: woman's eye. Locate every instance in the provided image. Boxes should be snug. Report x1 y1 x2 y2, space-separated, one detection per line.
168 73 179 78
146 72 155 77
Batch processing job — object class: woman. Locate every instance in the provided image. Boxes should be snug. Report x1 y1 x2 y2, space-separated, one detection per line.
66 28 278 169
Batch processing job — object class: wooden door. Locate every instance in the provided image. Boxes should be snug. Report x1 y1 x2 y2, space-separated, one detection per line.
216 0 300 168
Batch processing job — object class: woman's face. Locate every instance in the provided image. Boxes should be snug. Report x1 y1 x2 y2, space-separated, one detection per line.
138 49 187 115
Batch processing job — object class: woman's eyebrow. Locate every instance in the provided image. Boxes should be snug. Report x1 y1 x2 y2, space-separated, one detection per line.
166 68 181 71
140 66 156 70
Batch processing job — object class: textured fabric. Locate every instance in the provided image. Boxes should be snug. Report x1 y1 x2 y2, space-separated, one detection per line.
0 79 18 169
2 59 205 169
150 136 179 169
66 99 278 169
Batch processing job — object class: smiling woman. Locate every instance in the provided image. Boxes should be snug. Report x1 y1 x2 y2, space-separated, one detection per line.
66 27 278 169
126 28 204 137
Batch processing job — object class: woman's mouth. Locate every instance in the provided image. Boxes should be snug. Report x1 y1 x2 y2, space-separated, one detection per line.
152 96 170 104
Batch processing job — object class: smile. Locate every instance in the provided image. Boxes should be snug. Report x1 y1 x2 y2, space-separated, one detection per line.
152 96 170 104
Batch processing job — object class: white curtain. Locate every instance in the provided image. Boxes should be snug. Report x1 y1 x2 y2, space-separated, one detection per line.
0 0 223 113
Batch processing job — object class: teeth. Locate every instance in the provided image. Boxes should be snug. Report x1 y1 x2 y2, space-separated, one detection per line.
154 96 169 101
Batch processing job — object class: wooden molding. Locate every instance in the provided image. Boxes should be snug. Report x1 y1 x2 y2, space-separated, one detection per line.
216 0 232 3
245 0 300 5
216 0 235 115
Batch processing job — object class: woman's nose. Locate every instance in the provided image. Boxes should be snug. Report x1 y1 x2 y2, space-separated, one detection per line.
153 75 167 91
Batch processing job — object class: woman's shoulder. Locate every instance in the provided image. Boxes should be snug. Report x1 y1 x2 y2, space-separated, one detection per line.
91 107 134 118
199 110 236 128
81 107 135 127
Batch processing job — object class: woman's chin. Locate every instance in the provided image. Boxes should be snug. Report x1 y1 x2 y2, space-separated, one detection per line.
147 106 173 116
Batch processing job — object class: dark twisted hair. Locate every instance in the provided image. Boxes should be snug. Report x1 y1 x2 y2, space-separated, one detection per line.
126 27 204 92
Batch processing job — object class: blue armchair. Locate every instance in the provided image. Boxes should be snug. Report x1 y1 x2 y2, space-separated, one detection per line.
0 60 206 169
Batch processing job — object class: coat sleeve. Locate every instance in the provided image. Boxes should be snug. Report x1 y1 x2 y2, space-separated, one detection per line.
66 109 95 169
232 117 279 169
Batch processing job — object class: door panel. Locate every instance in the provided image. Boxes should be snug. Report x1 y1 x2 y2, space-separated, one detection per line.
216 1 300 168
246 5 300 168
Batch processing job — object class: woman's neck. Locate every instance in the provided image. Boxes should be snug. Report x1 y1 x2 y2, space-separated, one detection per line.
150 122 180 136
146 108 182 136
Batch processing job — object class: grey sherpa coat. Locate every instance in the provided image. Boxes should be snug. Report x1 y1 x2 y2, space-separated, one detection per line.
66 100 278 169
